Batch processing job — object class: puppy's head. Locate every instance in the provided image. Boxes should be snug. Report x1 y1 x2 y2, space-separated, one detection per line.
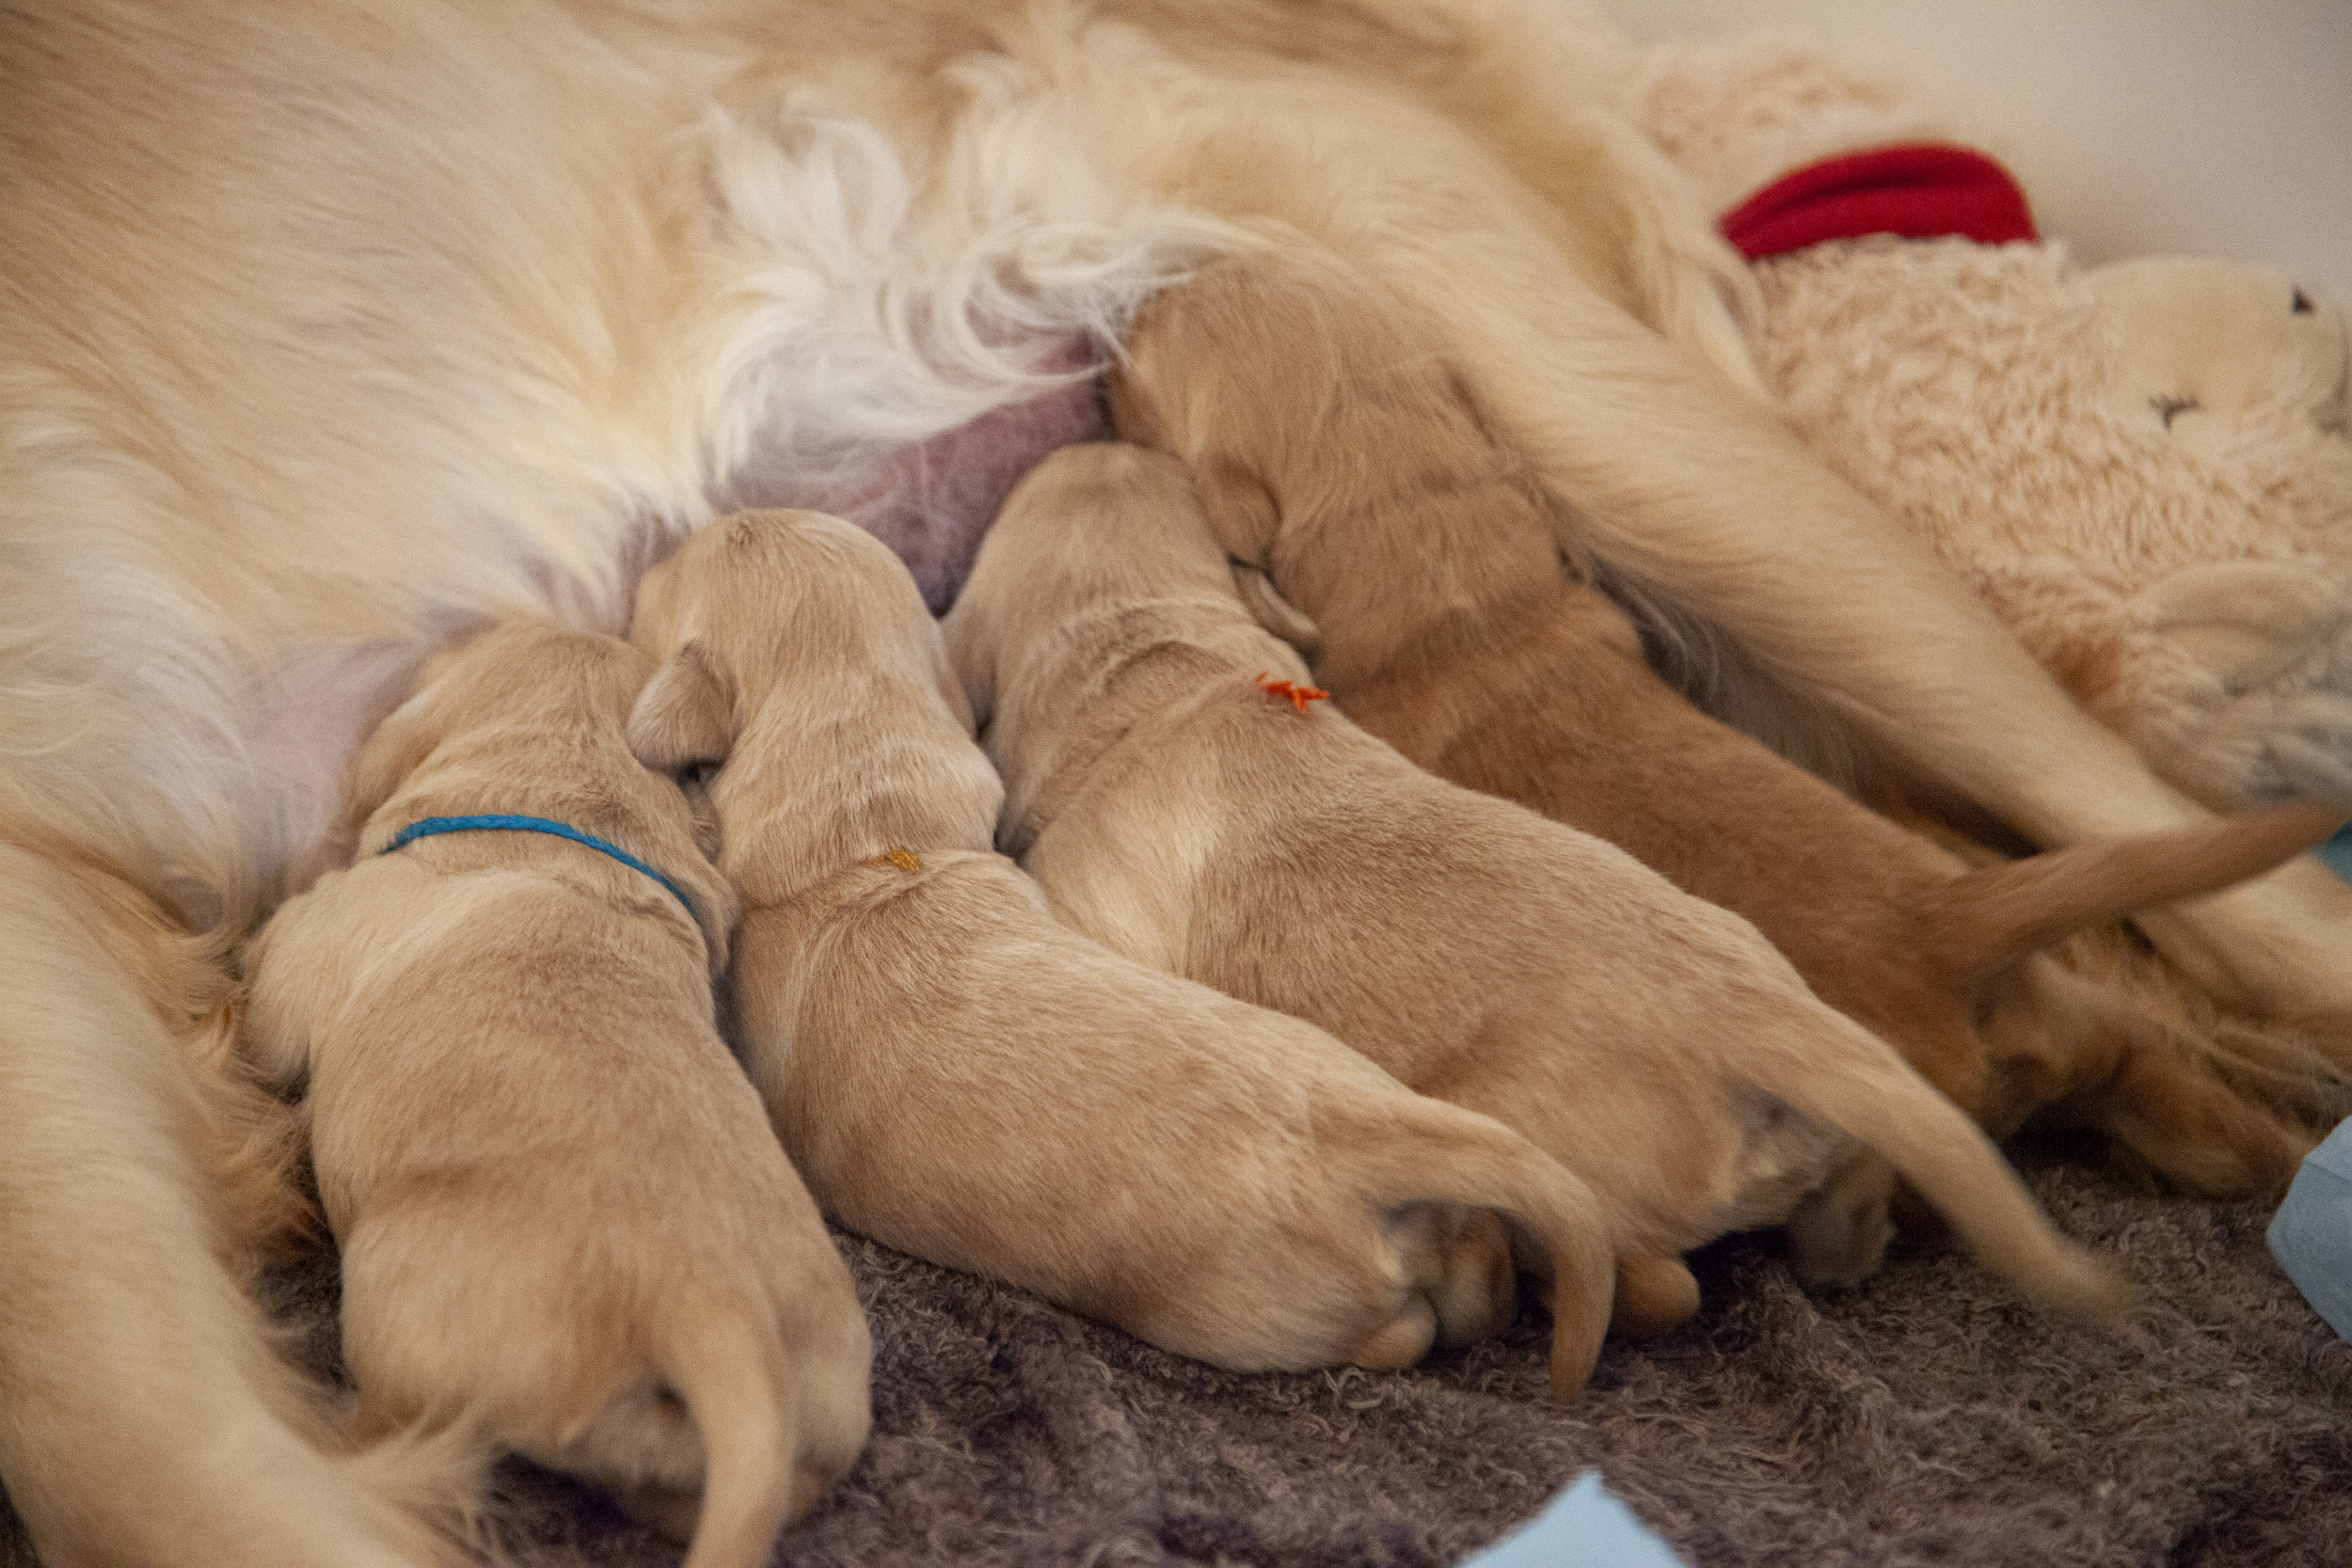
944 442 1235 721
347 621 580 828
1112 250 1566 687
1111 249 1356 570
350 619 739 968
628 509 968 774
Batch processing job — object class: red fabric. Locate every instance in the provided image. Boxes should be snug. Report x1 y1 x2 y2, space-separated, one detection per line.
1721 142 2038 261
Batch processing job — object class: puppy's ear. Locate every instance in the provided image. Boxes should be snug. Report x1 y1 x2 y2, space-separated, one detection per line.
937 600 994 731
347 689 449 831
1193 455 1284 569
628 552 684 658
345 632 498 831
628 641 737 773
1232 562 1320 657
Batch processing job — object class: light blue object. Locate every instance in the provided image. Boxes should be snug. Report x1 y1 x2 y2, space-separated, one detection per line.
2269 1115 2352 1340
2317 826 2352 886
1457 1471 1689 1568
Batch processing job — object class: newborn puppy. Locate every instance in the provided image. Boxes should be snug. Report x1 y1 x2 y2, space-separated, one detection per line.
625 510 1618 1397
242 621 871 1568
946 442 2128 1332
1107 247 2340 1264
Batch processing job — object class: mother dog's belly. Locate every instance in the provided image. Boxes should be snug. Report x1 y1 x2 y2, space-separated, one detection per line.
0 368 1107 933
2 1 1232 929
231 378 1104 914
728 375 1107 615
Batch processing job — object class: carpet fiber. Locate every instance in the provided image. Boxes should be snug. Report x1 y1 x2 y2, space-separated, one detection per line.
17 1142 2319 1568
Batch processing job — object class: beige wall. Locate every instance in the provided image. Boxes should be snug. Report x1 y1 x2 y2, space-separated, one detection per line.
1590 0 2352 307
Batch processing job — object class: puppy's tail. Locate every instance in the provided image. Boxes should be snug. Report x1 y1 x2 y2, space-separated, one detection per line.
1751 998 2131 1321
1929 800 2346 981
657 1304 798 1568
1350 1101 1619 1402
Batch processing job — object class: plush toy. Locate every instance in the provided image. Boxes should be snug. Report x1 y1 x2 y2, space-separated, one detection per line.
1618 39 2352 814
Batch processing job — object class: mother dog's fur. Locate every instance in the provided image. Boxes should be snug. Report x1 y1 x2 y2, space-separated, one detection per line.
8 3 2352 1562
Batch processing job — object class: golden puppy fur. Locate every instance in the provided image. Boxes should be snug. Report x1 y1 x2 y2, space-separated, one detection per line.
627 510 1617 1396
946 442 2129 1329
1107 246 2342 1220
241 622 871 1568
10 2 2352 1557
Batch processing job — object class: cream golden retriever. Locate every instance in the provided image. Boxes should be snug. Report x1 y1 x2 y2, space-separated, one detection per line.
944 440 2126 1329
627 508 1614 1395
8 2 2352 1562
241 621 872 1567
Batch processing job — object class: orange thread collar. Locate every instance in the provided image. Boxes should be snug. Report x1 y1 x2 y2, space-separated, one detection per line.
1253 672 1328 713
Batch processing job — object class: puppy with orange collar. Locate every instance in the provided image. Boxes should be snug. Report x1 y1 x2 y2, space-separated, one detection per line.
626 509 1618 1397
242 621 871 1568
945 441 2128 1333
1106 248 2343 1270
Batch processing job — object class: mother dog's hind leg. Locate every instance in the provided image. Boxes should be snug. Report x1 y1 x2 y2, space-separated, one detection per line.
0 843 469 1568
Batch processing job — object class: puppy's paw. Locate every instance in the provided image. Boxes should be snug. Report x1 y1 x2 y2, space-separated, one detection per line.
1429 1208 1519 1346
1783 1153 1898 1291
1346 1296 1439 1371
1607 1252 1700 1338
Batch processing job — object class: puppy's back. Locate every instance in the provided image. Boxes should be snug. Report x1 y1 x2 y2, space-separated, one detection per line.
246 624 871 1560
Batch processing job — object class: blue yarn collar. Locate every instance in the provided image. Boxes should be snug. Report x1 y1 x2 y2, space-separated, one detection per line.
379 814 697 918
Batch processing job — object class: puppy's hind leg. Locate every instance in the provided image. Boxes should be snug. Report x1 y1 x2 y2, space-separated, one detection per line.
604 1291 870 1568
1346 1293 1442 1372
1999 966 2313 1199
1339 1101 1617 1400
1609 1252 1703 1337
1784 1153 1899 1291
0 844 473 1568
1430 1208 1519 1346
650 1309 798 1568
1347 1202 1519 1363
1740 992 2128 1321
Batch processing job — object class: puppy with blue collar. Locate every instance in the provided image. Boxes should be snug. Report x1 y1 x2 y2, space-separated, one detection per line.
241 619 870 1568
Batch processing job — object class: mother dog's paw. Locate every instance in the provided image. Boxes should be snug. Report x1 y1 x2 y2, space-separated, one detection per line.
2134 561 2344 692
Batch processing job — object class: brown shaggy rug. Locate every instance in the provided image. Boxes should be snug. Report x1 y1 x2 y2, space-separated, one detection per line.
8 1138 2323 1568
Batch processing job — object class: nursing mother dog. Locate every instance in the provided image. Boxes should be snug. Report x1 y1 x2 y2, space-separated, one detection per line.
8 3 2352 1565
